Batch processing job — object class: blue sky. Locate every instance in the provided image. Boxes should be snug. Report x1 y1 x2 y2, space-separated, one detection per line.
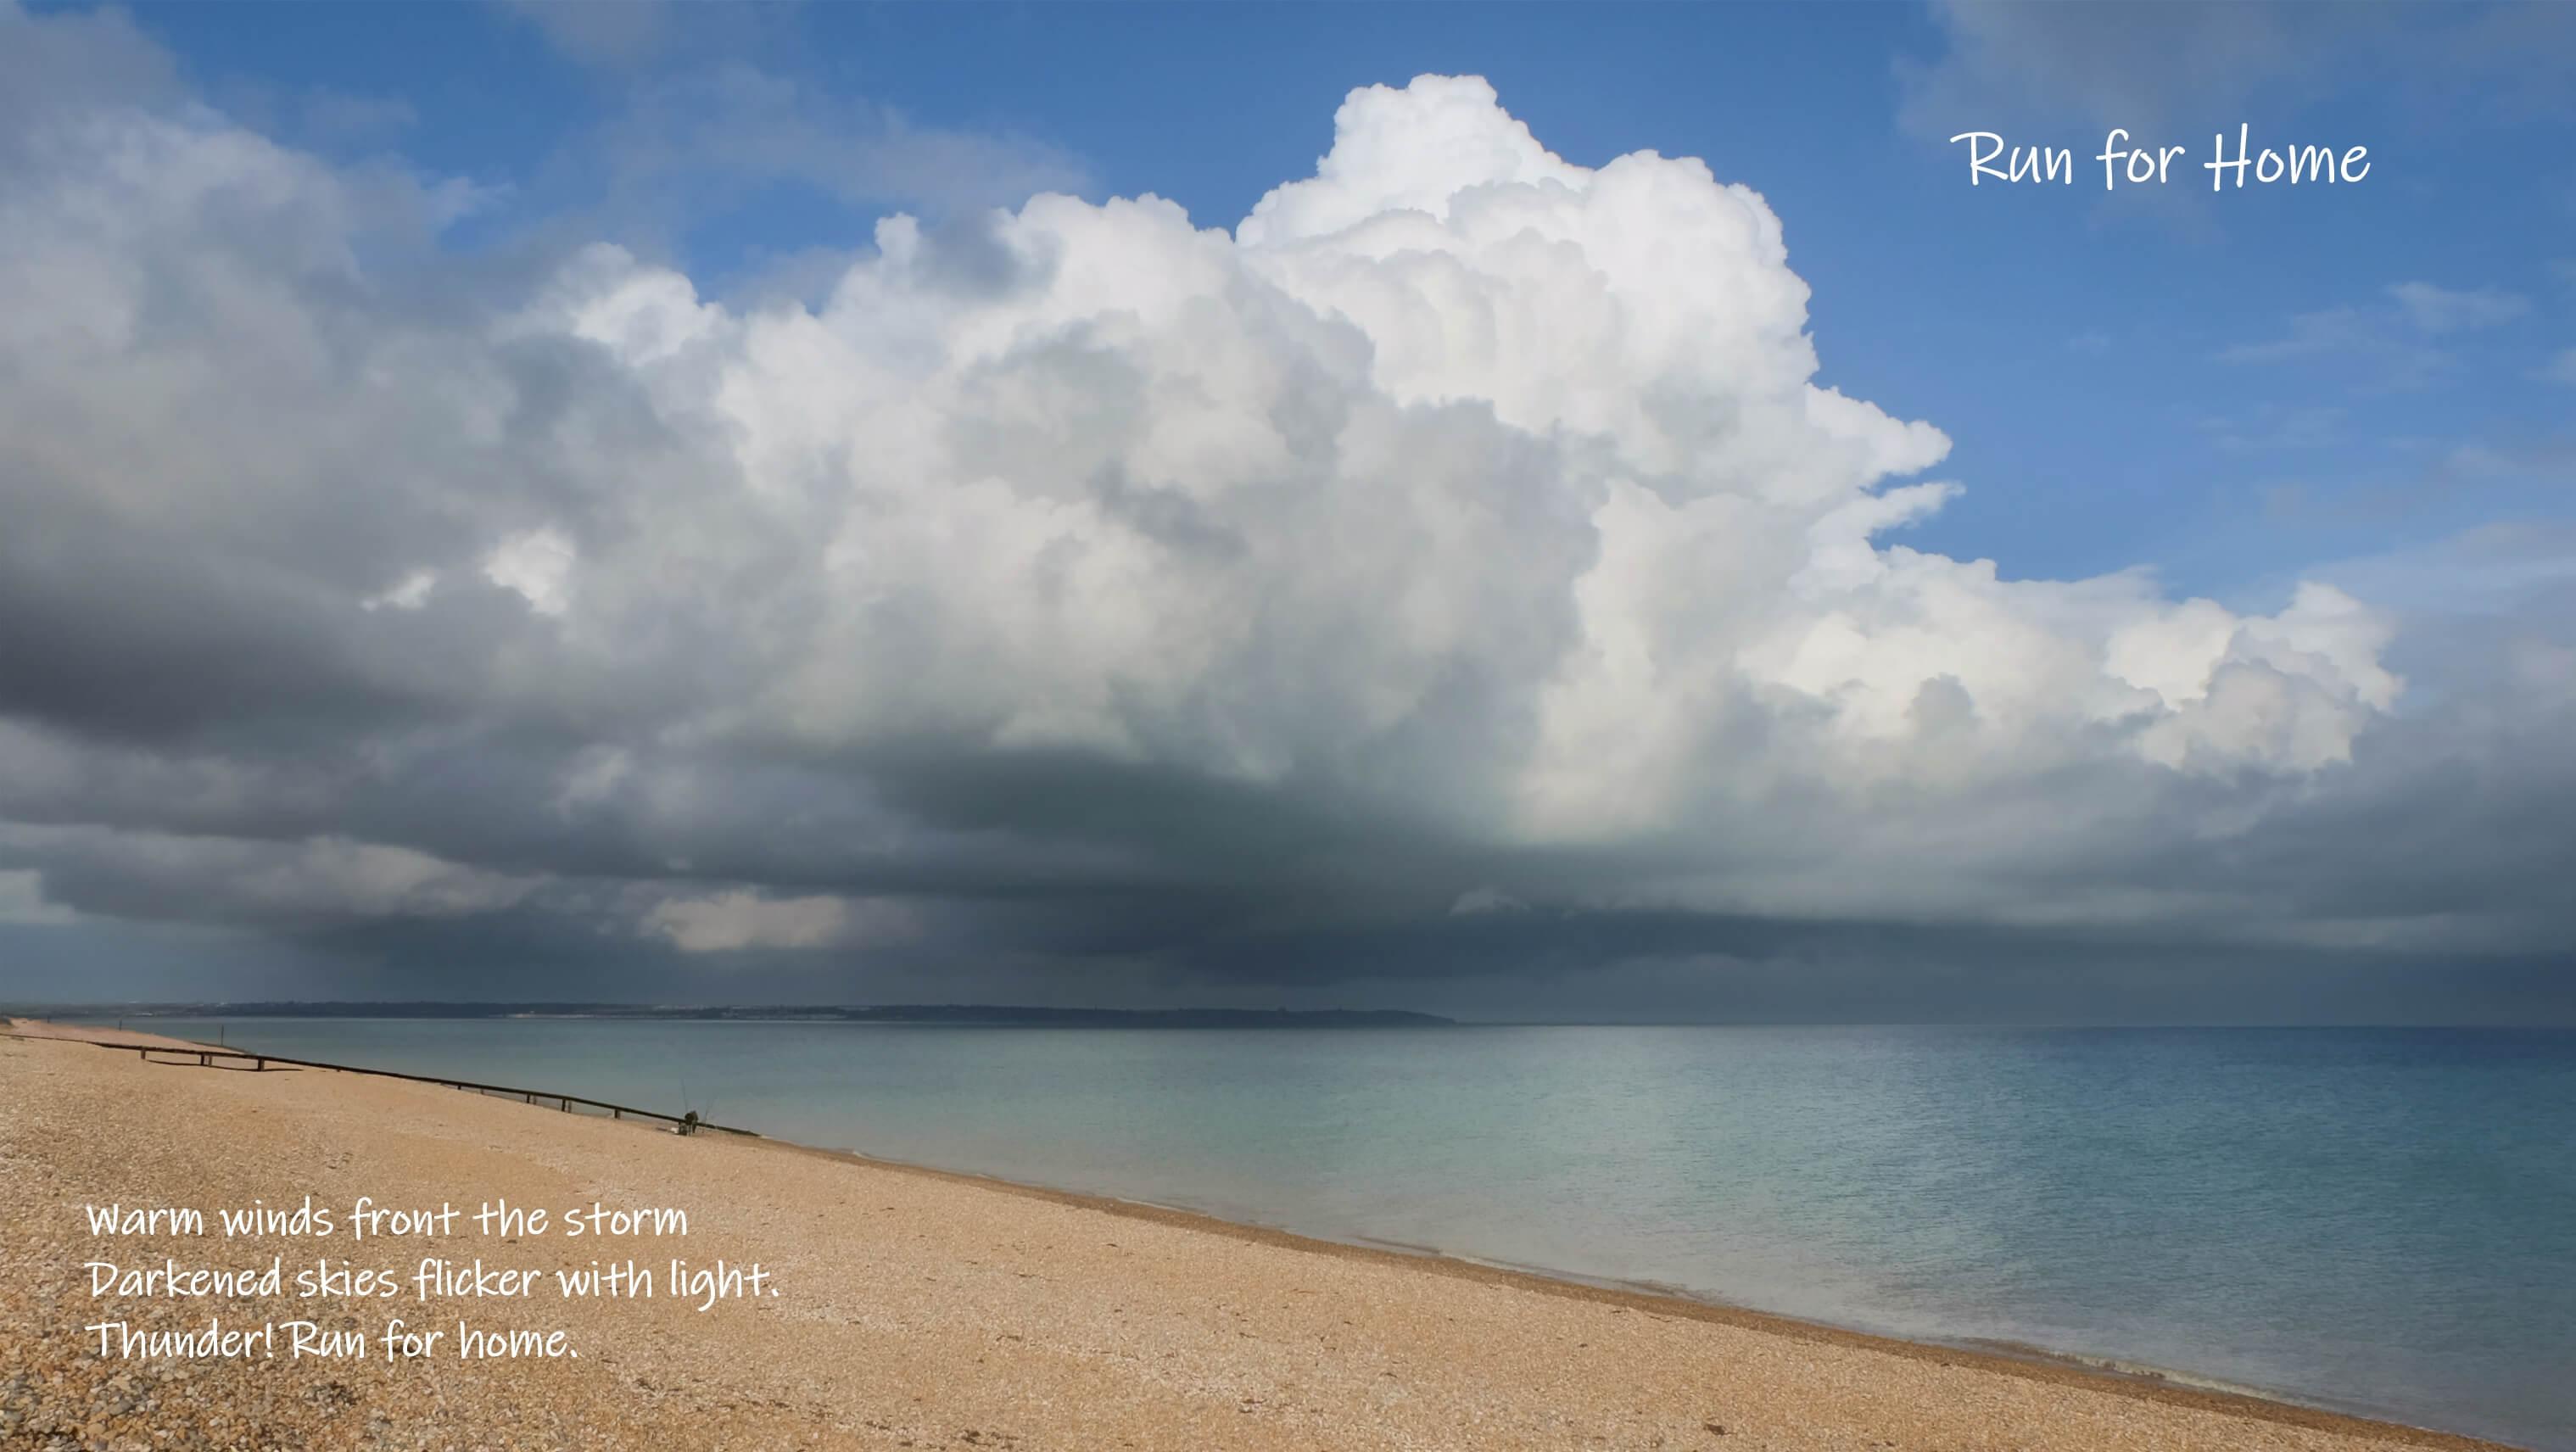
112 0 2575 606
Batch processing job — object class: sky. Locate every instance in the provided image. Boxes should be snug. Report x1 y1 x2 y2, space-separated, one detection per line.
0 0 2570 1022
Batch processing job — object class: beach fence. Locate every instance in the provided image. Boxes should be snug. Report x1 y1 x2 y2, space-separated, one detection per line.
7 1031 757 1138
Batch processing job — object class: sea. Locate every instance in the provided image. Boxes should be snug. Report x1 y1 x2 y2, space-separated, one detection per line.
100 1018 2576 1449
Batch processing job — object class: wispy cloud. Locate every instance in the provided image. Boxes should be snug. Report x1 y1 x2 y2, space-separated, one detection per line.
1899 0 2376 138
2387 282 2529 334
521 59 1094 260
492 0 673 72
2222 282 2529 389
299 88 420 145
1904 0 2576 139
2199 404 2344 453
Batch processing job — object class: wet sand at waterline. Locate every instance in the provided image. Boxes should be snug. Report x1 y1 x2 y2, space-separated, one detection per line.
1 1024 2515 1451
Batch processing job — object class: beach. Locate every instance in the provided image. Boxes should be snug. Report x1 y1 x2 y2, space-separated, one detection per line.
0 1025 2515 1452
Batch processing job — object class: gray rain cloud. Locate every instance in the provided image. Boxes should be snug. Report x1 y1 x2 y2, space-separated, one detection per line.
1 5 2568 1019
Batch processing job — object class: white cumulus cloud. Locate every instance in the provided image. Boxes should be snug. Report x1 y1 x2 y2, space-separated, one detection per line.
5 30 2551 982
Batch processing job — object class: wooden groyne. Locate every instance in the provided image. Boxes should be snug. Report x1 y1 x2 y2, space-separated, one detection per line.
4 1030 758 1138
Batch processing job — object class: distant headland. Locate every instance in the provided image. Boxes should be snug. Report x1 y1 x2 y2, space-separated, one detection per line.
8 1002 1456 1029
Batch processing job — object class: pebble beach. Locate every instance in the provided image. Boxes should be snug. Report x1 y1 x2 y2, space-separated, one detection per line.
0 1024 2517 1452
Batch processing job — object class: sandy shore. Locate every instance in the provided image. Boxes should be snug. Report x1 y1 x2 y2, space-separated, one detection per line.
1 1023 2516 1451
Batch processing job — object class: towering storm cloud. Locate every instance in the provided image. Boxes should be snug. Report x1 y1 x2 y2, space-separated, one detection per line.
0 7 2566 1014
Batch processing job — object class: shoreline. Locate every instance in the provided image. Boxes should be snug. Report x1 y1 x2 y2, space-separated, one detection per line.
3 1017 2525 1450
752 1136 2502 1450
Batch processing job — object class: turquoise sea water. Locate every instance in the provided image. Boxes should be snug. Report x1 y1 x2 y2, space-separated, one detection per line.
109 1019 2576 1449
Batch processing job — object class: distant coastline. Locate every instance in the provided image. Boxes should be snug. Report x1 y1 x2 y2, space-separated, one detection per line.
9 1001 1456 1029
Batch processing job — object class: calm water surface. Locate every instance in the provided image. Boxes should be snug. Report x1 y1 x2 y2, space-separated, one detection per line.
116 1019 2576 1449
